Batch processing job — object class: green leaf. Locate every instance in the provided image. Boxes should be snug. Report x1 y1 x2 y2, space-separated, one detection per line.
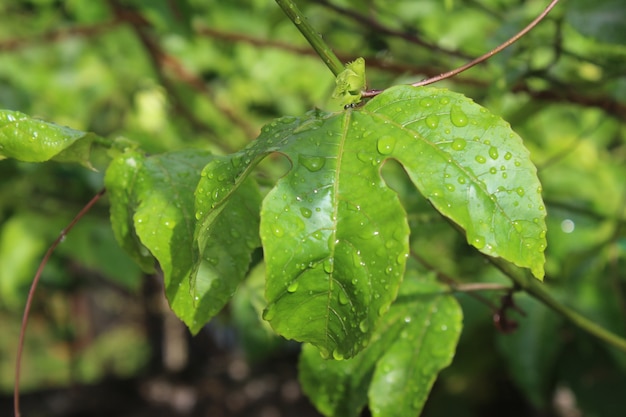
105 150 262 333
105 151 157 273
360 86 547 279
194 85 546 359
299 277 463 417
0 109 102 167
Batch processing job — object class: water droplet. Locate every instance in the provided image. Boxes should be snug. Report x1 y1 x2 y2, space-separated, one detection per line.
397 252 408 264
420 97 435 108
504 152 512 160
475 155 486 164
445 183 455 192
489 167 497 174
323 258 334 274
357 151 372 162
262 305 276 321
450 105 468 127
332 349 344 360
451 138 466 151
425 114 439 129
294 16 301 24
272 225 284 237
359 319 369 333
378 304 389 316
338 291 349 305
457 176 466 184
488 146 499 160
299 154 325 172
439 97 450 105
377 136 396 155
287 281 299 293
300 207 312 218
472 236 486 249
516 187 525 197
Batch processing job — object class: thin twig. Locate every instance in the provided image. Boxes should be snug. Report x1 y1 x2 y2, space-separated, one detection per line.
489 258 626 353
0 20 123 51
14 189 106 417
362 0 562 97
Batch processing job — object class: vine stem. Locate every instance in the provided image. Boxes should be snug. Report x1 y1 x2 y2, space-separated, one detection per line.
362 0 562 97
14 189 106 417
491 259 626 353
275 0 344 76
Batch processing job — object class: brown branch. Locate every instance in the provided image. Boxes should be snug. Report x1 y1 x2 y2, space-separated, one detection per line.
0 20 123 52
14 189 106 417
363 0 562 96
198 27 626 119
511 84 626 120
108 2 258 147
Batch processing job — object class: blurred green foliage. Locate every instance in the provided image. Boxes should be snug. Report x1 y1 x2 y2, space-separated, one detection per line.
0 0 624 416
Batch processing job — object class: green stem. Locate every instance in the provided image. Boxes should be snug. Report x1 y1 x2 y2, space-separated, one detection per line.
275 0 344 76
492 259 626 353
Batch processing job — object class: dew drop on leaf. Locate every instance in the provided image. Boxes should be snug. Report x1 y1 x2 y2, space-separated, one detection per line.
262 305 276 321
420 97 434 108
332 349 345 360
451 138 466 151
357 151 374 164
359 319 369 333
475 155 486 164
450 105 469 127
272 225 285 237
504 151 513 160
488 146 499 160
472 235 486 249
323 258 334 273
377 136 396 155
300 207 312 218
425 114 439 129
338 291 349 305
287 281 299 293
298 154 326 172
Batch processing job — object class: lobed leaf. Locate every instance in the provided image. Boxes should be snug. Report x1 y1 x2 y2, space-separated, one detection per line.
0 109 100 167
194 85 546 359
299 277 463 417
105 150 261 333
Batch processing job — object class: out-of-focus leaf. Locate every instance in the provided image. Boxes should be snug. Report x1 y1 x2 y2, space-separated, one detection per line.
566 0 626 44
105 150 261 333
299 277 463 417
0 109 103 168
497 293 564 407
